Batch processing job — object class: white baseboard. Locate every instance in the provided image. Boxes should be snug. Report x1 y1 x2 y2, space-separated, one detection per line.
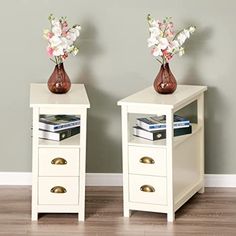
204 174 236 187
0 172 235 187
0 172 32 185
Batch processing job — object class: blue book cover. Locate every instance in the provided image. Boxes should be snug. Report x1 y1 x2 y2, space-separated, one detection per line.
136 115 190 131
39 115 80 132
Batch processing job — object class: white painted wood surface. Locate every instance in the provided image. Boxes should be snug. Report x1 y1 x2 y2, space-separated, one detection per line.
30 84 90 108
38 148 80 176
118 85 207 222
129 174 167 205
128 146 166 176
38 177 79 205
30 83 90 221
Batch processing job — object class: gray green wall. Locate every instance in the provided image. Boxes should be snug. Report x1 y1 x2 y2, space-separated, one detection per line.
0 0 235 174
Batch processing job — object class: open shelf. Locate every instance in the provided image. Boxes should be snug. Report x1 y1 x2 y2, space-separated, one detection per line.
38 133 80 148
128 124 202 148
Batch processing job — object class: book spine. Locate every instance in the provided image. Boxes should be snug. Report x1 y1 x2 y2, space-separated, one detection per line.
137 120 190 131
53 121 80 131
133 127 166 141
133 126 192 141
153 126 192 140
39 127 80 141
59 127 80 141
39 121 80 132
174 125 192 137
136 120 165 130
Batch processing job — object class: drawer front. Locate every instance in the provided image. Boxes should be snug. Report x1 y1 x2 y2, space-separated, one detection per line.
129 174 167 205
38 148 80 176
128 146 166 176
38 177 79 205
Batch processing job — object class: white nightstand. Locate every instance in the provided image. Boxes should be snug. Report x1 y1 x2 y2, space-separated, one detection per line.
118 85 207 222
30 84 90 221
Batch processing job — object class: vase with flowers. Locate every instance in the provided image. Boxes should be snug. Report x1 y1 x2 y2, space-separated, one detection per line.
43 14 81 94
147 14 196 94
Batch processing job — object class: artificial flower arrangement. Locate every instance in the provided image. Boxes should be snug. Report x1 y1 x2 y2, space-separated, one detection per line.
147 14 196 94
43 14 81 65
147 14 196 64
43 14 81 94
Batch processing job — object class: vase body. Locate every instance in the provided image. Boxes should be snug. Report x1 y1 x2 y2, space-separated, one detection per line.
47 63 71 94
153 63 177 94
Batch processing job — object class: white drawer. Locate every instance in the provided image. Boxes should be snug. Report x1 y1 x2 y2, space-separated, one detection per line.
38 148 80 176
128 146 166 176
129 174 167 205
38 177 79 205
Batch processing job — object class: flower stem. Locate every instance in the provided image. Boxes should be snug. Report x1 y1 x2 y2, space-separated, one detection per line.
54 56 58 65
155 57 163 64
162 56 166 65
50 58 56 64
172 29 183 41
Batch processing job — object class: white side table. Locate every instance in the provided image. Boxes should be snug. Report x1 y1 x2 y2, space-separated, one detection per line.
118 85 207 222
30 84 90 221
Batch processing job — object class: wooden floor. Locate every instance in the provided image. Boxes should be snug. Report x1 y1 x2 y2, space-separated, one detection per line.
0 187 236 236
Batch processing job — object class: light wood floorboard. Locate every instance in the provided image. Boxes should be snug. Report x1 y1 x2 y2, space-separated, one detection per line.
0 187 236 235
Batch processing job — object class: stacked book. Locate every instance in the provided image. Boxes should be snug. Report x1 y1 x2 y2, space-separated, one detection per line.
133 115 192 141
38 115 80 141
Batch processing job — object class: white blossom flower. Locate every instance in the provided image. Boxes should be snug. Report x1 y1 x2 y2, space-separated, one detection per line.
51 19 60 27
151 37 169 57
60 37 70 50
147 15 196 63
177 33 187 45
152 46 163 57
149 26 161 37
67 44 79 56
52 25 62 36
179 47 185 56
49 35 62 47
183 29 190 38
147 35 158 47
158 37 169 50
74 25 82 32
171 40 180 49
149 19 160 28
52 46 64 56
189 26 196 34
67 31 78 42
43 14 81 64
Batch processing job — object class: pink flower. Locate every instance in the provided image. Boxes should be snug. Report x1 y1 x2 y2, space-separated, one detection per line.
47 32 53 39
147 15 196 63
43 29 54 40
44 14 81 64
151 47 162 57
162 49 173 61
47 46 54 57
62 52 68 60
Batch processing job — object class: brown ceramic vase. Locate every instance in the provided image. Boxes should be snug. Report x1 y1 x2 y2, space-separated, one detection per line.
47 63 71 94
153 63 177 94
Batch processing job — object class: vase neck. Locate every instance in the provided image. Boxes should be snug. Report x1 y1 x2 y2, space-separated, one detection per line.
161 63 170 70
56 63 64 69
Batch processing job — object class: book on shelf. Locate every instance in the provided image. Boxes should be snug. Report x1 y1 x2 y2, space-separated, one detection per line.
133 125 192 141
39 115 80 132
38 126 80 141
136 115 190 131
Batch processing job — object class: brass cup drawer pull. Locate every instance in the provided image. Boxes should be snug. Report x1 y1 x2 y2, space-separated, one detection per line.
51 157 67 165
50 186 67 194
139 156 155 164
140 185 155 193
